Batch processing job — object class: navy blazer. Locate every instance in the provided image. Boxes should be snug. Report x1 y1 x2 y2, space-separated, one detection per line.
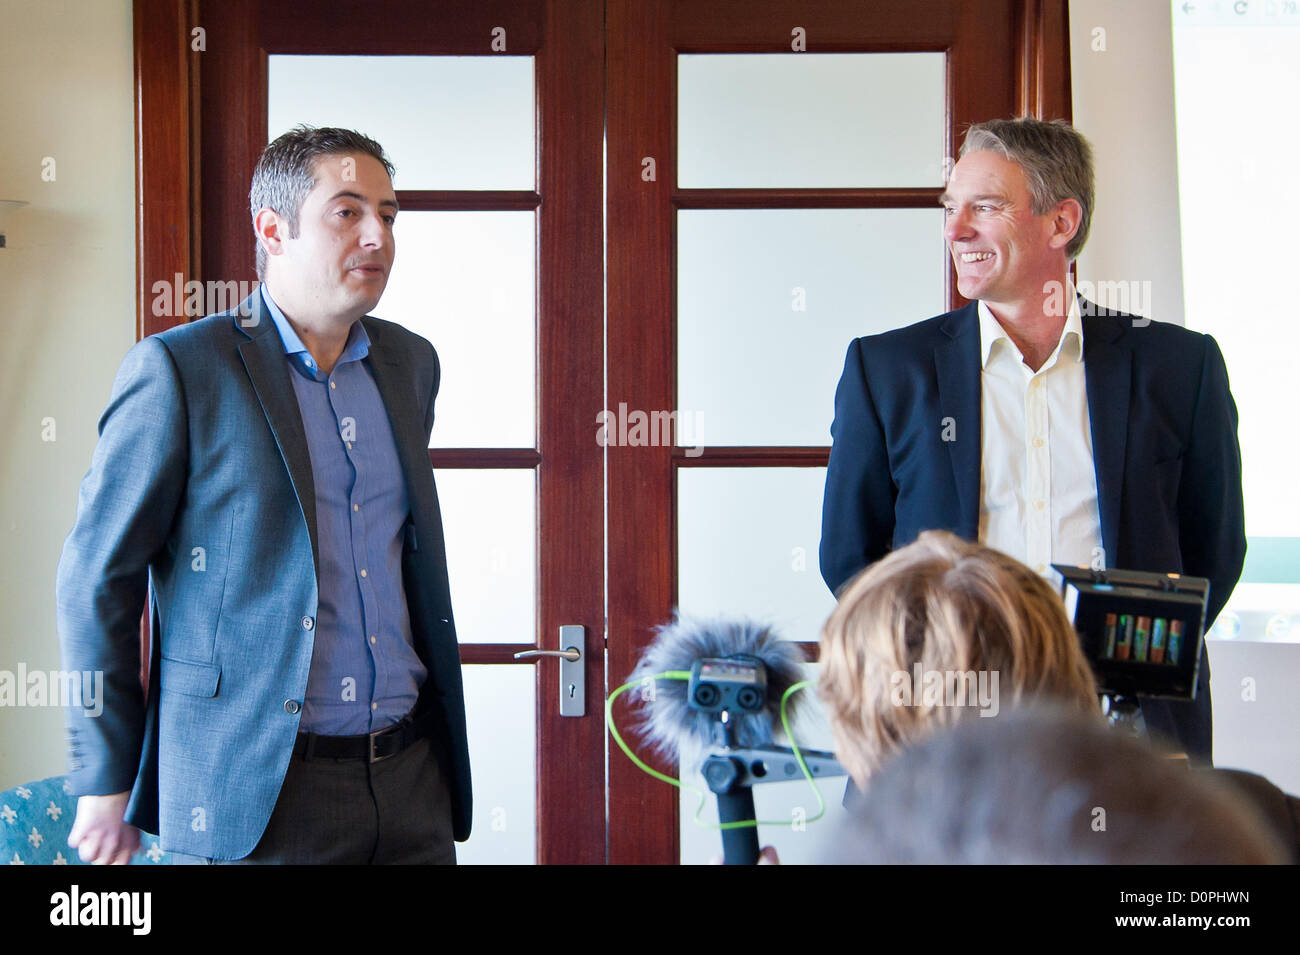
56 291 472 858
819 300 1246 760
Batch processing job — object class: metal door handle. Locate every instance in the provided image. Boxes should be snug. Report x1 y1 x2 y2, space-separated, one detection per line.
513 648 580 662
513 626 585 716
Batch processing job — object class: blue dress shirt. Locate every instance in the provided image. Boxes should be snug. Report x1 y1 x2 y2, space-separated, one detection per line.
261 285 426 735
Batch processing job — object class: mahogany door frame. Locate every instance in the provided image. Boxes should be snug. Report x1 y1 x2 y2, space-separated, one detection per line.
133 0 605 865
604 0 1070 865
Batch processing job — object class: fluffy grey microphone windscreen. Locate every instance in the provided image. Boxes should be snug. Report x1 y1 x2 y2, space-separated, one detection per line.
627 614 808 764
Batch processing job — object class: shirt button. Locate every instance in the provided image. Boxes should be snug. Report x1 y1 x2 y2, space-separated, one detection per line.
1034 500 1045 510
301 616 315 631
369 635 377 645
329 380 336 390
1036 564 1047 573
353 504 359 512
1032 437 1044 448
371 702 378 711
346 442 353 450
284 700 300 714
360 569 368 578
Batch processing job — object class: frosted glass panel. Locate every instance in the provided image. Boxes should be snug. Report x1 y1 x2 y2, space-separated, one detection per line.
434 469 534 643
676 663 855 864
677 467 834 643
268 55 534 190
377 212 534 449
678 53 946 188
457 665 536 864
677 209 945 447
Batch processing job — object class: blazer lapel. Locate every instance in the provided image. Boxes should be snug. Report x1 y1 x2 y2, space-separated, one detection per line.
1082 309 1130 566
934 303 982 539
234 291 320 576
361 319 440 537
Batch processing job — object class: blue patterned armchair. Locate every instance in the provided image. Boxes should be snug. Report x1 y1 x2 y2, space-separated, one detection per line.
0 776 171 865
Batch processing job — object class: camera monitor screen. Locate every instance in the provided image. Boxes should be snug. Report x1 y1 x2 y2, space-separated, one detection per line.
1054 566 1209 702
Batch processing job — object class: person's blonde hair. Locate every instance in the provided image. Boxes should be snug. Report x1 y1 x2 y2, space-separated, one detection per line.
819 530 1099 785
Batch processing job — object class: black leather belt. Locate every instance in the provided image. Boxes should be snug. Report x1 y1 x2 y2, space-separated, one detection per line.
293 710 434 763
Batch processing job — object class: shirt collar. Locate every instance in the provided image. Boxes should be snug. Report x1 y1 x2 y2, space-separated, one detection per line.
260 284 370 380
977 279 1084 370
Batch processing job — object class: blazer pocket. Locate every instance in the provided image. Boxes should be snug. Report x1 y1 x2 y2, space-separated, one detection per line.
160 657 221 698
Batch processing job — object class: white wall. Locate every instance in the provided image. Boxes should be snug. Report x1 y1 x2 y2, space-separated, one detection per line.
1070 0 1185 325
0 0 136 790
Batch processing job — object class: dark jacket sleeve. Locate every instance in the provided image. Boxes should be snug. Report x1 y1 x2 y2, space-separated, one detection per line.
1176 334 1246 627
421 338 440 439
820 338 897 595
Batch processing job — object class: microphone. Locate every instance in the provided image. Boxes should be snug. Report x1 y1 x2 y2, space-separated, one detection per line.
626 614 809 864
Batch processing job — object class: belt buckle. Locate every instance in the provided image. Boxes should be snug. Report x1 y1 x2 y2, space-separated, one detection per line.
368 727 395 763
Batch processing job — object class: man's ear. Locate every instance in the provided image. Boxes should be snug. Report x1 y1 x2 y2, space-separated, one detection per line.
1047 198 1082 251
253 207 288 260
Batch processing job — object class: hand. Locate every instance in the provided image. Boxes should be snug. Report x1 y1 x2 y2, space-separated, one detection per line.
68 792 140 865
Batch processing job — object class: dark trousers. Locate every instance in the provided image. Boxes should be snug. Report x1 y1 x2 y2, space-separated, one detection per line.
1142 646 1214 766
174 735 456 865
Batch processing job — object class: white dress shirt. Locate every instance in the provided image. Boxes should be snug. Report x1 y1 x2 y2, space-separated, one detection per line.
976 288 1104 577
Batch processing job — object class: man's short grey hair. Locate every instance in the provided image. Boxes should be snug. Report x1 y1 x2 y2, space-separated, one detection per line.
249 125 395 280
960 117 1095 261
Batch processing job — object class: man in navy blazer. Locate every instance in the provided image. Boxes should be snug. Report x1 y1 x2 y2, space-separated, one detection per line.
820 118 1244 763
56 127 471 862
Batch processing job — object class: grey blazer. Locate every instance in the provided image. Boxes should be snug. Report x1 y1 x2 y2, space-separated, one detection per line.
56 291 472 859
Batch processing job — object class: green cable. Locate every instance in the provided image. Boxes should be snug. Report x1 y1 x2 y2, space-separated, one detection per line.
781 679 827 824
605 673 826 830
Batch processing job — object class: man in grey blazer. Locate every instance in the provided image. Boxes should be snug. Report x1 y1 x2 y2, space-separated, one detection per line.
56 126 472 863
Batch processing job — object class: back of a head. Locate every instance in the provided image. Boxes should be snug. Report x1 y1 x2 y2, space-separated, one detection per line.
819 530 1099 783
820 706 1286 864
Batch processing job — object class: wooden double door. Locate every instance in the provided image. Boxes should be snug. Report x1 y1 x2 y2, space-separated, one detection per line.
135 0 1067 864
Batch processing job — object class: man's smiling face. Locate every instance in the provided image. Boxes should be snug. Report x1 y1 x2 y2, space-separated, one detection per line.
270 152 397 323
941 149 1060 310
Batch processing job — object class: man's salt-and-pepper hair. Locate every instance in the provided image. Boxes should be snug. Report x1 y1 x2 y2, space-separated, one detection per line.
818 530 1099 785
961 116 1095 262
249 125 395 280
